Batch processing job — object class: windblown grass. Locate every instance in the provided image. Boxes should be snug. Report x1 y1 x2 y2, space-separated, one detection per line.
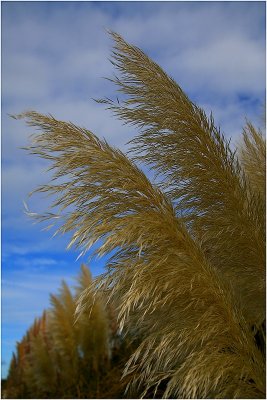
12 32 265 399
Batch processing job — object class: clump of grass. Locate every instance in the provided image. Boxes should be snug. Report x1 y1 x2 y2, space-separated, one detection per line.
5 265 133 399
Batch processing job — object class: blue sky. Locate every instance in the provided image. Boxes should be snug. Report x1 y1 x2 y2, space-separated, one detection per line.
1 1 266 379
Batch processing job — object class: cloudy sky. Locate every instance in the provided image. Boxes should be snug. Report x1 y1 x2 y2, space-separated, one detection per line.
2 0 265 378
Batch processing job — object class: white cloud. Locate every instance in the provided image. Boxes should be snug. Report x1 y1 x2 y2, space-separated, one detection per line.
3 272 70 299
3 53 52 100
2 259 80 325
168 35 265 95
2 241 65 259
3 2 265 110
